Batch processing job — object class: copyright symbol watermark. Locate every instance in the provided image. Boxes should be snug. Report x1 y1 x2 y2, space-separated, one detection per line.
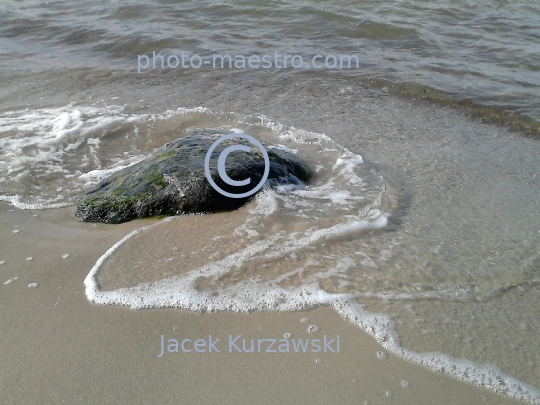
204 133 270 199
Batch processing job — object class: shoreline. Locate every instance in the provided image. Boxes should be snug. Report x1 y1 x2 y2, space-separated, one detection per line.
0 202 530 404
1 2 539 403
1 58 539 405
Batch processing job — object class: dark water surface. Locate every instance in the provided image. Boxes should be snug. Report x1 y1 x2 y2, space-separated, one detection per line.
1 0 539 121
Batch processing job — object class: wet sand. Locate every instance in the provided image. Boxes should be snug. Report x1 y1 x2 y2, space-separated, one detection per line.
0 202 525 404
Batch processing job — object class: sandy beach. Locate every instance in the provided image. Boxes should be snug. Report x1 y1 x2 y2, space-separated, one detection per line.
0 202 529 404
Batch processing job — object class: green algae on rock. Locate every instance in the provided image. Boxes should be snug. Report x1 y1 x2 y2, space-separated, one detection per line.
75 129 312 223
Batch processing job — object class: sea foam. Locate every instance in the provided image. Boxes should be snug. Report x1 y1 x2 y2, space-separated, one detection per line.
81 109 540 403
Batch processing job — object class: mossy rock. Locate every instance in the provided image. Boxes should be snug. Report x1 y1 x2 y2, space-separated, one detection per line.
75 129 312 223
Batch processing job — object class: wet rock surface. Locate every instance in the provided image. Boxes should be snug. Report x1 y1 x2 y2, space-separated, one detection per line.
75 129 312 223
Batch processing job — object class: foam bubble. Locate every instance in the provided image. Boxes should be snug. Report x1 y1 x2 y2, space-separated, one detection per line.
28 283 39 288
25 257 33 261
62 254 70 259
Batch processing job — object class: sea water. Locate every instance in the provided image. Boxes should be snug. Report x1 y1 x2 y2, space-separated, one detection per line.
1 0 539 403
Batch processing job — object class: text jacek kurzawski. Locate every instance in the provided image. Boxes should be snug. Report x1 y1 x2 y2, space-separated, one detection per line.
158 334 340 357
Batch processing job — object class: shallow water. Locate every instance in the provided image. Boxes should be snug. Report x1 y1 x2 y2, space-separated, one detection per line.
79 108 538 401
1 86 539 403
1 0 539 120
1 0 540 403
85 109 539 300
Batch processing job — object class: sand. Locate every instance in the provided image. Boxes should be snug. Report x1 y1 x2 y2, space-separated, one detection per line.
0 202 525 405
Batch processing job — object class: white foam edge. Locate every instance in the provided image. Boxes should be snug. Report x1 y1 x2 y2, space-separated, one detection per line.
78 155 148 185
1 106 364 210
84 214 540 404
335 300 540 404
268 144 298 154
259 213 389 261
0 195 72 210
84 211 390 309
148 108 351 157
0 106 216 210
